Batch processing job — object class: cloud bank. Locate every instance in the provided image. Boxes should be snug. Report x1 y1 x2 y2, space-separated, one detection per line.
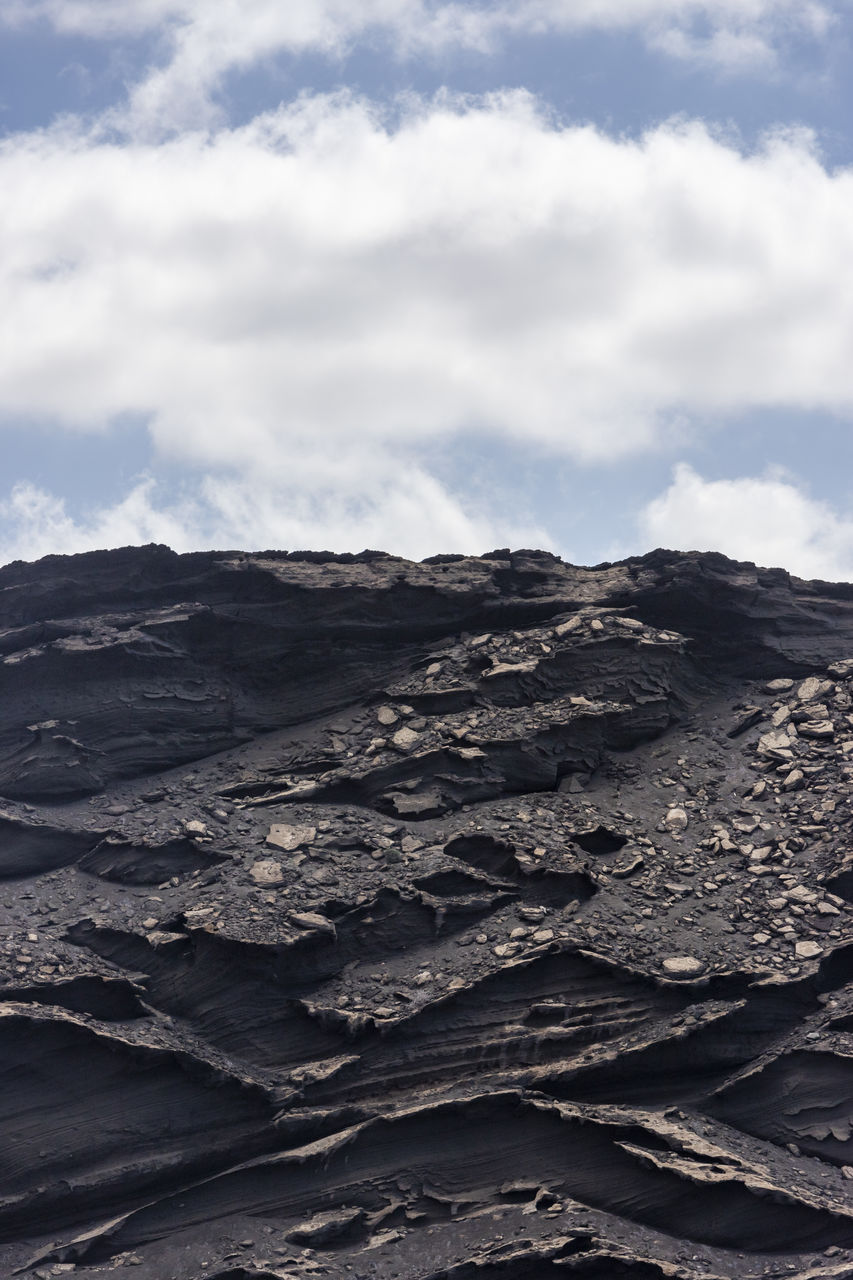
2 89 853 563
3 95 852 452
0 469 552 568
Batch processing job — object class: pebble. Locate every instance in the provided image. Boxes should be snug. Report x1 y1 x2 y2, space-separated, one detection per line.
250 860 285 885
663 807 688 833
798 721 834 739
662 956 705 977
797 677 834 703
757 729 793 757
266 823 317 851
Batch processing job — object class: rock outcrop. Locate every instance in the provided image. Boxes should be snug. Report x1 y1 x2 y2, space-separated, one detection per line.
1 544 853 1278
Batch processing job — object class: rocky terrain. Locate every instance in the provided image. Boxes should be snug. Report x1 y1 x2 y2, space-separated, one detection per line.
1 543 853 1279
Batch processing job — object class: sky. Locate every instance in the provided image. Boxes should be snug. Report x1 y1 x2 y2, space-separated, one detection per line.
1 1 853 577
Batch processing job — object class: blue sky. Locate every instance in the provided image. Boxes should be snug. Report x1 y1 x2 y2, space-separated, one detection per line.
1 0 853 576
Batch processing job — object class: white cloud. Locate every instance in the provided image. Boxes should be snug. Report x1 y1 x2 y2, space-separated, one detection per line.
2 95 853 469
0 466 551 567
638 463 853 581
0 480 195 564
3 91 853 563
0 1 841 130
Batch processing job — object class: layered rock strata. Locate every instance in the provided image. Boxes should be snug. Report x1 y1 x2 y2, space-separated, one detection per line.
0 545 853 1278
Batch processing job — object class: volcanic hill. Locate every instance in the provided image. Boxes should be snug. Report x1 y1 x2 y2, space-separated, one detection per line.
1 544 853 1279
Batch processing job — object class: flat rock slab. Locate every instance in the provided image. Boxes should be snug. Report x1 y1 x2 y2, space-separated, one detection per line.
266 823 317 852
250 859 285 885
662 956 706 977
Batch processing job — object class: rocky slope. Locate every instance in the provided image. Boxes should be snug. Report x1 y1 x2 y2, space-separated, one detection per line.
1 544 853 1279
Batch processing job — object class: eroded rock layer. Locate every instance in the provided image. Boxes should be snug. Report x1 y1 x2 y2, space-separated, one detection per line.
1 544 853 1279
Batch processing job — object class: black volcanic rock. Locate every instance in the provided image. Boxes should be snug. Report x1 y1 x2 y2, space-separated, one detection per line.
1 545 853 1278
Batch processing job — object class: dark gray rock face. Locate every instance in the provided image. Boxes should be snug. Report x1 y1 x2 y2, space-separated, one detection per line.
1 544 853 1279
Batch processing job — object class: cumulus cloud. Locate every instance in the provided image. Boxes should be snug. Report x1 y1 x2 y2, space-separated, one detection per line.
2 94 853 467
0 480 194 565
0 465 551 567
638 463 853 582
3 90 853 564
0 0 840 129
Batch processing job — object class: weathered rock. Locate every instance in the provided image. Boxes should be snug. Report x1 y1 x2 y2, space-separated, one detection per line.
798 720 835 739
797 677 834 703
663 807 689 833
828 659 853 679
727 706 763 737
250 859 285 885
3 545 853 1280
662 956 706 977
266 823 317 852
757 728 793 757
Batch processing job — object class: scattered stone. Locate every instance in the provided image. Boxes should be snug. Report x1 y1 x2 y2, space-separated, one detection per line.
266 823 317 851
286 1207 365 1247
828 659 853 679
391 727 421 752
797 721 834 739
289 911 335 935
795 940 823 959
250 859 285 885
662 956 705 978
485 659 539 679
797 677 834 703
757 729 793 758
376 706 399 726
663 807 688 834
611 851 645 879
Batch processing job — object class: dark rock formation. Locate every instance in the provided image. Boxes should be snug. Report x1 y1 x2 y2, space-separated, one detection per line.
1 544 853 1279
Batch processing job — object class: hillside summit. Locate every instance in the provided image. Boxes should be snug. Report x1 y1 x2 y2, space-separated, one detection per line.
1 545 853 1278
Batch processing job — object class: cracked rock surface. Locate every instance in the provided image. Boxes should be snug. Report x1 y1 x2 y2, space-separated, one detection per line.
2 544 853 1278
